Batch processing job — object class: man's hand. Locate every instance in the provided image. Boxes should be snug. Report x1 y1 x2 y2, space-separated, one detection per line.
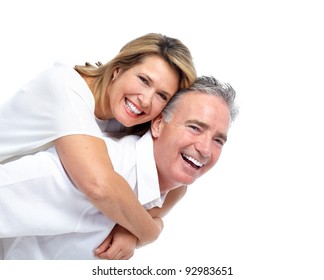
94 224 137 260
93 186 186 259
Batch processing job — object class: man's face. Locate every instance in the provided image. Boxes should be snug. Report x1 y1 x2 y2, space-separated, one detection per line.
152 92 231 193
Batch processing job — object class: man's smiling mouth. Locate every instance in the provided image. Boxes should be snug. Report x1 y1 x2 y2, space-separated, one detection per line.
181 153 204 169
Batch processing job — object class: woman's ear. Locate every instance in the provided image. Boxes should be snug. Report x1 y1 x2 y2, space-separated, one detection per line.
112 67 121 80
151 114 164 138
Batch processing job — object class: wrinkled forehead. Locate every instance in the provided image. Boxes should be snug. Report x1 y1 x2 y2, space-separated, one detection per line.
177 93 231 127
181 92 230 116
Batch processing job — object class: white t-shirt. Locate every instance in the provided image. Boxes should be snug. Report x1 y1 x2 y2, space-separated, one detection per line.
0 61 122 163
0 131 164 259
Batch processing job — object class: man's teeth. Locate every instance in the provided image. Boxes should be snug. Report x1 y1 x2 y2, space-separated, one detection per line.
126 99 142 115
182 154 204 168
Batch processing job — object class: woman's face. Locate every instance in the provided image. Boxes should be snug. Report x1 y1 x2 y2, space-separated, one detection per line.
104 55 180 127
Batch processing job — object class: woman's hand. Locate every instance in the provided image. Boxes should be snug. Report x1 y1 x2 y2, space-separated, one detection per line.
94 217 163 259
94 225 138 260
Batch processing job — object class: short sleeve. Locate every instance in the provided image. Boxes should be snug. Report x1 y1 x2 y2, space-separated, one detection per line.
0 62 102 163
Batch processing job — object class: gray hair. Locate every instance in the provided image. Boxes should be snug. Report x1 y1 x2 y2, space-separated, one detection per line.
162 76 239 123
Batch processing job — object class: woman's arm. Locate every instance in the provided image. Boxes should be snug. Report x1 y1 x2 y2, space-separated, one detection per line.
54 134 162 245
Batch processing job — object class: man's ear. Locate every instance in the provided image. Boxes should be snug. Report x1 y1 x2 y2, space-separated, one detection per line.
151 114 164 138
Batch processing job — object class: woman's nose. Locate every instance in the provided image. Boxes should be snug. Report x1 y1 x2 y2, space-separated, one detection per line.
137 90 154 108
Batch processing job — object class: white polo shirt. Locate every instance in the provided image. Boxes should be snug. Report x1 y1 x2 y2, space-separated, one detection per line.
0 131 164 259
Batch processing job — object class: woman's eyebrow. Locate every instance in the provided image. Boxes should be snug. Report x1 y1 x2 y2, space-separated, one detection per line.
142 73 172 97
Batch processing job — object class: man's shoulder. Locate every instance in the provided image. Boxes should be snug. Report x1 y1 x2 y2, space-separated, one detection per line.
103 132 140 146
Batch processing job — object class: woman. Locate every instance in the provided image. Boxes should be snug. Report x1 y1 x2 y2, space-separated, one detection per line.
0 33 196 251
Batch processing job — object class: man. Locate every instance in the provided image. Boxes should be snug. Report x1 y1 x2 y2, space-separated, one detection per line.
0 76 238 259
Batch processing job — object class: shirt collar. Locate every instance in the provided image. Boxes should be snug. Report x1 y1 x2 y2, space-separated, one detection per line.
135 130 163 206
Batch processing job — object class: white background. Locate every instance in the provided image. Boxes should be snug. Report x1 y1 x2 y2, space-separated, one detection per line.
1 0 323 279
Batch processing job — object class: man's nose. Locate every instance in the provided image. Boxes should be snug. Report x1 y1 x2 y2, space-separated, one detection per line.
195 137 212 158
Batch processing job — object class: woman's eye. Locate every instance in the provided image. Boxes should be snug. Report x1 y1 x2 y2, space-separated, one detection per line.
139 76 149 85
157 92 168 101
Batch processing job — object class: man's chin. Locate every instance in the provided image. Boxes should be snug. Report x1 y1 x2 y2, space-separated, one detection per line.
179 176 197 187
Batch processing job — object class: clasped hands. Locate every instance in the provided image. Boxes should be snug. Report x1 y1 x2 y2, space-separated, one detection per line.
94 217 163 260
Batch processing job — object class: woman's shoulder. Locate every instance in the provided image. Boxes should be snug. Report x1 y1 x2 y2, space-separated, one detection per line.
29 61 76 88
48 61 78 79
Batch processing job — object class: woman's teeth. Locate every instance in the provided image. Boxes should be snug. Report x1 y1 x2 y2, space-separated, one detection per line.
126 99 143 115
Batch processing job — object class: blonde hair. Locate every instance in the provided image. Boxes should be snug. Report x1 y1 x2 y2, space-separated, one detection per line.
74 33 196 115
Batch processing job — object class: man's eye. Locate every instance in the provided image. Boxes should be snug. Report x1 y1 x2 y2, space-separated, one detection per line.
215 138 224 146
189 125 200 132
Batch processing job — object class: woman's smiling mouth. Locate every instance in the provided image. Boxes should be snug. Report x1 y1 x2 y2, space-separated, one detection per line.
125 98 144 116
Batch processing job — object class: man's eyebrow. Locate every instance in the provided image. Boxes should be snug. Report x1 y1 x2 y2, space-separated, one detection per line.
185 119 228 142
185 119 209 129
217 132 228 143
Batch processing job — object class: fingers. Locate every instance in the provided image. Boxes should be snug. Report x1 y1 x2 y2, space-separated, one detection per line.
94 239 134 260
95 247 134 260
94 235 113 255
94 225 137 260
